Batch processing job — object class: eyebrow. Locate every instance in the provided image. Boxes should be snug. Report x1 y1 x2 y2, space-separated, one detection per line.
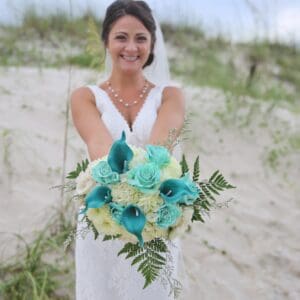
114 31 148 36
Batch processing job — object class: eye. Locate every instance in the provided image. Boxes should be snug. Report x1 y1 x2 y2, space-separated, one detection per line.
115 35 126 41
137 36 147 42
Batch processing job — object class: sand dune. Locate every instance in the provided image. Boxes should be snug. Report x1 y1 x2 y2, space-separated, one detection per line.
0 66 299 299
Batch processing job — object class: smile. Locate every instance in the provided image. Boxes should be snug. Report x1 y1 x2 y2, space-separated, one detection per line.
120 55 140 62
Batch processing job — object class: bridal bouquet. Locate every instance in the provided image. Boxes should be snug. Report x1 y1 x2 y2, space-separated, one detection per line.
66 131 234 292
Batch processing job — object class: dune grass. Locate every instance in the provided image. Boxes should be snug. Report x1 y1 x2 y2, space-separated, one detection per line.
162 23 299 106
0 7 299 298
0 206 76 300
0 7 299 107
0 7 103 68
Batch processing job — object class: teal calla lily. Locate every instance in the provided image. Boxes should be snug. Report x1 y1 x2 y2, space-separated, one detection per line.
108 131 133 174
81 186 112 214
159 173 200 204
120 205 146 247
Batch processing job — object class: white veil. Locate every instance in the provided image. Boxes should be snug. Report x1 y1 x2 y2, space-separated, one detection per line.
143 18 171 85
104 18 171 86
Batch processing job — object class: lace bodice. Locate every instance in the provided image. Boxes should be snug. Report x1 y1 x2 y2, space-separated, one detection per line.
86 84 167 147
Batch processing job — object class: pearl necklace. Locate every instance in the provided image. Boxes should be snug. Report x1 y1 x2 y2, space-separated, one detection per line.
106 80 149 108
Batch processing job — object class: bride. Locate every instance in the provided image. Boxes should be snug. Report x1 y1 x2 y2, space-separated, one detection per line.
71 0 185 299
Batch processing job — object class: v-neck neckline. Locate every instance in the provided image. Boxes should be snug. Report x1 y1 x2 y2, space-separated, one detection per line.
96 85 157 132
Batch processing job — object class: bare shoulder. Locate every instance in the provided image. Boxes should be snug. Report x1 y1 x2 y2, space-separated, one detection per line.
162 86 185 109
70 86 95 105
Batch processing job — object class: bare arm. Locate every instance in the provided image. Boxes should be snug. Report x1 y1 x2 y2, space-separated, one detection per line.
70 87 113 161
149 86 185 149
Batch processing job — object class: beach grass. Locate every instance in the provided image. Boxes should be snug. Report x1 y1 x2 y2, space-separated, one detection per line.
0 8 299 107
0 205 75 300
0 6 299 299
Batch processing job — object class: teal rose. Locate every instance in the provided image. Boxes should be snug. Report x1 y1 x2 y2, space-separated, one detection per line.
127 163 160 193
109 202 125 225
91 161 120 184
156 203 182 228
146 145 170 167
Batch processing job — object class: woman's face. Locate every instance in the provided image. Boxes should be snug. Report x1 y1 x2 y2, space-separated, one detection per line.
106 15 152 74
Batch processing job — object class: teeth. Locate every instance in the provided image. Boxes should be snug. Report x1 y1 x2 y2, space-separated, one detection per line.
122 56 138 62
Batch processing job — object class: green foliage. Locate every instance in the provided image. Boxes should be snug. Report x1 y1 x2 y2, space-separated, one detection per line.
0 8 299 107
85 18 105 70
192 155 200 181
102 234 122 241
66 159 89 179
19 7 96 39
118 238 167 289
192 170 235 222
164 22 298 104
0 208 75 299
289 134 300 151
84 216 99 240
179 156 235 222
180 154 189 175
67 53 96 68
202 170 235 201
191 205 205 222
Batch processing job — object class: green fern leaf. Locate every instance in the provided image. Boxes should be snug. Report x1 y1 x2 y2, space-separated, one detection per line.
149 251 166 264
209 170 219 182
193 155 200 182
66 158 90 179
125 247 143 259
207 184 221 195
117 242 140 256
199 182 216 201
180 154 189 175
200 199 211 210
131 253 146 266
102 234 122 241
192 205 205 222
209 170 235 190
82 158 89 171
85 216 99 240
118 238 168 289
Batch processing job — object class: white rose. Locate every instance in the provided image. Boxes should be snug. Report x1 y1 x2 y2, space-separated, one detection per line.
75 169 95 195
160 157 181 181
128 146 147 169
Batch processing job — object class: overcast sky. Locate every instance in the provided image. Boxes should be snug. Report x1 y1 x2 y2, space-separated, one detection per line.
0 0 299 43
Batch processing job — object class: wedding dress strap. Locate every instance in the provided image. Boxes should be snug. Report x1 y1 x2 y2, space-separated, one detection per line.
152 84 173 111
86 85 105 113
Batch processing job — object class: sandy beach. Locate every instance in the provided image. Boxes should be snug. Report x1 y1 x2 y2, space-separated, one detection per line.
0 66 299 299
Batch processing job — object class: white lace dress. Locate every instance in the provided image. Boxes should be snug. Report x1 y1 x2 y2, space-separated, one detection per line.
75 85 183 300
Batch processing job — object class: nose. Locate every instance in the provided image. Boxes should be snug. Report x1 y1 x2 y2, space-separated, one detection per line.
125 40 138 52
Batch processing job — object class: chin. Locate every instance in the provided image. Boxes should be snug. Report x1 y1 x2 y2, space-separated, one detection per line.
117 58 146 74
119 65 143 75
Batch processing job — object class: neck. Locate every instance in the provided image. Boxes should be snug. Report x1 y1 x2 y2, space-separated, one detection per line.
109 69 145 90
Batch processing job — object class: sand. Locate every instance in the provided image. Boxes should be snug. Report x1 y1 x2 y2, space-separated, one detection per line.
0 66 299 299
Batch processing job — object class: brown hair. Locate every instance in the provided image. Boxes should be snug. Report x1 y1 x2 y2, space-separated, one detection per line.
101 0 156 68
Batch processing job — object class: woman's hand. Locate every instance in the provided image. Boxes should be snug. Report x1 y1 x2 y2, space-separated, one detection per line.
70 87 113 161
149 86 185 150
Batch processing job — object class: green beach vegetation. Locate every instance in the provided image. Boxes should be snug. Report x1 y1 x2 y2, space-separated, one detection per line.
0 7 299 299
